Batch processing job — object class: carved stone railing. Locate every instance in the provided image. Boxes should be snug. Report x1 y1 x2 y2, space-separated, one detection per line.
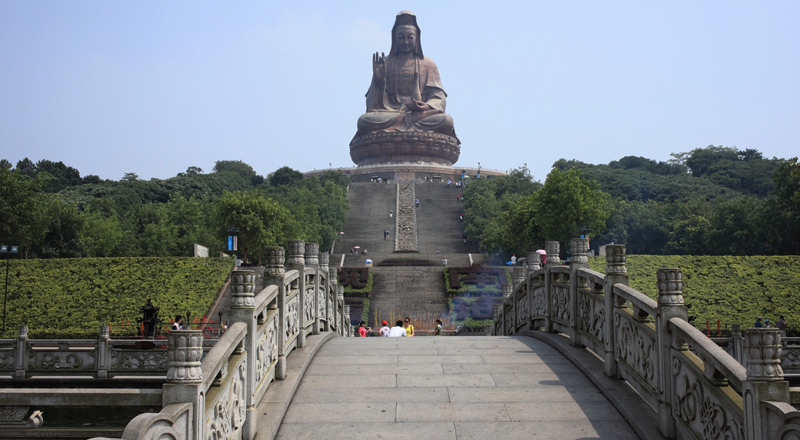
0 241 348 439
0 325 218 380
494 238 798 440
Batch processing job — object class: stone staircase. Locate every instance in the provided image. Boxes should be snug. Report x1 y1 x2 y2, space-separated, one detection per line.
333 181 482 326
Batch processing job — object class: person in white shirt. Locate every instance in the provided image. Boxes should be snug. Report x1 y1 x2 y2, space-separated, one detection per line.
379 320 391 337
388 321 407 337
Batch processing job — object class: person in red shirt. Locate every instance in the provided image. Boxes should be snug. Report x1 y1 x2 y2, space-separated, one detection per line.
358 321 371 337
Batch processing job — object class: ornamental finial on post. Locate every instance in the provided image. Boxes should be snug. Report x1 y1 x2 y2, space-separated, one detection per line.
545 241 561 267
304 243 319 266
569 238 589 265
287 240 305 266
265 247 285 278
744 329 784 381
656 269 684 307
230 270 256 308
604 245 627 276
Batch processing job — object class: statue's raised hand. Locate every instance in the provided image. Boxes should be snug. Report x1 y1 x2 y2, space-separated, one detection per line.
372 52 386 83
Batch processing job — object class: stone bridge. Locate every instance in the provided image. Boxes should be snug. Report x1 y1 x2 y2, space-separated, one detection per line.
2 238 799 439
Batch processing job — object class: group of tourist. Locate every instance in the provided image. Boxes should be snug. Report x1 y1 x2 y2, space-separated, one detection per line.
357 318 443 337
755 315 787 337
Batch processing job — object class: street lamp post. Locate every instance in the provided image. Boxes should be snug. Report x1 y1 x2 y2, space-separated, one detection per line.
1 244 19 336
477 162 481 179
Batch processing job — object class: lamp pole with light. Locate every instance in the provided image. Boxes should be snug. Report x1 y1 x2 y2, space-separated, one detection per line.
477 162 481 179
1 244 19 336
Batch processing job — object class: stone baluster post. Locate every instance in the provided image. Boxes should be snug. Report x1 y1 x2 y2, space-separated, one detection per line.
97 325 110 378
730 324 743 364
327 267 337 332
527 252 541 330
307 245 322 335
227 270 257 439
344 305 351 336
512 267 525 333
603 245 628 377
502 284 512 336
527 251 541 271
163 329 204 439
337 286 345 335
15 326 28 379
287 240 306 348
742 329 789 440
569 238 590 347
265 246 287 380
655 268 688 438
494 304 502 335
544 241 560 333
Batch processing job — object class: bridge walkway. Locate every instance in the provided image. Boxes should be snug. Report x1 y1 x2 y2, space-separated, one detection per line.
274 336 639 439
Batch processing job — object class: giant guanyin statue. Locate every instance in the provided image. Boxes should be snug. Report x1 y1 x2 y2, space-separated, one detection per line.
350 11 461 166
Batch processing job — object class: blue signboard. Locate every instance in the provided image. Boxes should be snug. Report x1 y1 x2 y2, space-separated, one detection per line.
228 236 233 251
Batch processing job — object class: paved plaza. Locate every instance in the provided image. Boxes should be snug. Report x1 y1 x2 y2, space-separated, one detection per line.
275 336 639 439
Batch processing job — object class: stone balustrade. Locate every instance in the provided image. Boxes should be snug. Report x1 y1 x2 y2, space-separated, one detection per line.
107 241 350 440
0 241 348 439
494 239 800 440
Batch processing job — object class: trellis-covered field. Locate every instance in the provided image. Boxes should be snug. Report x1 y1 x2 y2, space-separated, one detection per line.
588 255 800 334
0 257 234 338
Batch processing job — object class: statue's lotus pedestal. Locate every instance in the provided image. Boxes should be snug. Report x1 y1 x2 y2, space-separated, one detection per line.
350 131 460 166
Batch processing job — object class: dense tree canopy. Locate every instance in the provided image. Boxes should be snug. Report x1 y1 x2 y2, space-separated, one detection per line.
0 159 350 261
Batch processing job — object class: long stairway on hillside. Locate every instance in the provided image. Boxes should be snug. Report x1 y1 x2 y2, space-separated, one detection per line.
333 181 481 325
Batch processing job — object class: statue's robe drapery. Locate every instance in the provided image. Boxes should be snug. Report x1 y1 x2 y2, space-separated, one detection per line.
356 55 457 139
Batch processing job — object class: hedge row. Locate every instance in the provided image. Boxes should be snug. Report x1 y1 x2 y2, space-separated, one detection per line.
339 267 373 295
0 257 234 339
587 255 800 334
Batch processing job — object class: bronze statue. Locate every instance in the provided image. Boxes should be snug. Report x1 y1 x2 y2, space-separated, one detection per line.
350 11 460 166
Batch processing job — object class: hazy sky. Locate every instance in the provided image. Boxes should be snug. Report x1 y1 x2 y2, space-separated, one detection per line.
1 1 798 182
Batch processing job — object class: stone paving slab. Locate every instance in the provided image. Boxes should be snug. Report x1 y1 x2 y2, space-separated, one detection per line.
398 355 485 364
437 347 537 356
505 401 625 422
454 420 640 440
283 402 396 423
276 421 457 440
315 355 398 364
305 362 443 376
481 353 570 364
396 373 495 388
292 386 450 404
295 373 397 389
317 347 440 356
491 372 595 388
447 385 611 403
442 363 561 374
396 402 510 422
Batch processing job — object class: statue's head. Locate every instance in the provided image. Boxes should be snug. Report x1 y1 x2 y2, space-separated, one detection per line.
390 10 423 58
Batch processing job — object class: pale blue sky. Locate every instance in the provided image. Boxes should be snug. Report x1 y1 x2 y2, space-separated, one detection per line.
1 1 798 182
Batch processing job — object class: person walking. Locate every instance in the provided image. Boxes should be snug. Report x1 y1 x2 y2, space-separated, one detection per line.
172 316 184 331
434 319 442 336
755 316 763 328
388 321 406 337
389 209 393 218
379 320 391 337
384 230 389 240
442 257 448 267
415 198 419 208
511 254 517 265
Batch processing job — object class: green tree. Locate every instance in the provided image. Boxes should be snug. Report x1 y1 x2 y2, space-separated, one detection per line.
216 191 302 265
268 166 304 187
532 168 611 245
122 172 139 182
0 165 48 257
